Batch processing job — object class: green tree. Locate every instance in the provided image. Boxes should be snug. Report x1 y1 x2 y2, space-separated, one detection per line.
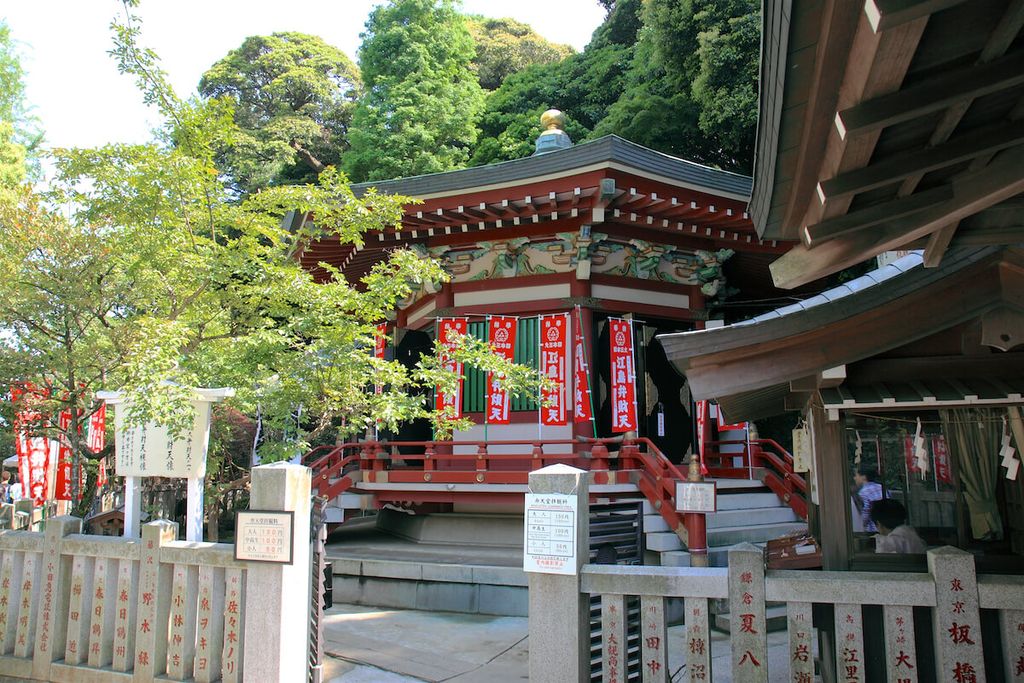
629 0 760 171
469 0 640 166
344 0 485 182
0 21 42 187
198 32 361 195
0 4 543 516
465 16 573 91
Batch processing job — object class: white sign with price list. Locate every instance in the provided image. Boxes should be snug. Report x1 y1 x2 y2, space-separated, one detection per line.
523 492 578 575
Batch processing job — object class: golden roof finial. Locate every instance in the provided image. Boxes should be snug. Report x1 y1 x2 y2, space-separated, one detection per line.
540 109 565 131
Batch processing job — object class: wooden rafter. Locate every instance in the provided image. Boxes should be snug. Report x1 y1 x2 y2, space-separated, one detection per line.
864 0 971 32
836 50 1024 139
771 148 1024 288
803 184 952 246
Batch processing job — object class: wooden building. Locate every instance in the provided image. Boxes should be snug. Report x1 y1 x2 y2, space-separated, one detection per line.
300 122 787 456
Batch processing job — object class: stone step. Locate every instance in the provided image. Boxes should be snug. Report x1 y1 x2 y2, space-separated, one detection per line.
707 506 799 529
707 522 808 547
715 491 785 511
644 506 799 534
713 605 788 633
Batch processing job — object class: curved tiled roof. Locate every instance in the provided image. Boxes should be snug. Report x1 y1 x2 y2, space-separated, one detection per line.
350 135 753 200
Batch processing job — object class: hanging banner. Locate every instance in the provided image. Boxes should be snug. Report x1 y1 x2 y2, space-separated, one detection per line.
573 316 593 424
539 313 569 426
54 410 74 501
374 323 388 395
903 436 919 474
608 318 638 433
932 435 952 484
11 384 52 505
435 318 468 419
87 402 106 453
486 316 518 424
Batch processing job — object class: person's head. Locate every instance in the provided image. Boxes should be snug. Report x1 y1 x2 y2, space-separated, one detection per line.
869 498 908 534
1 471 9 484
854 467 878 486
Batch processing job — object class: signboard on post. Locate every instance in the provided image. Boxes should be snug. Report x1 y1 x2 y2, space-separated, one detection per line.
234 510 295 564
523 492 578 575
675 481 717 513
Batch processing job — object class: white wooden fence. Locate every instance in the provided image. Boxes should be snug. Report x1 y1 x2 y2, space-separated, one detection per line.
0 462 311 682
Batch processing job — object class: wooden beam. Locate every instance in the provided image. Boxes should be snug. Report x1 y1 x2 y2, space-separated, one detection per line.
803 185 952 246
864 0 971 32
818 126 1024 201
794 13 928 235
923 221 959 267
836 50 1024 139
897 0 1024 197
771 149 1024 288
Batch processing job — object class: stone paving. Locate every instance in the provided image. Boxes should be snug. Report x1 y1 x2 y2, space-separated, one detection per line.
322 602 818 682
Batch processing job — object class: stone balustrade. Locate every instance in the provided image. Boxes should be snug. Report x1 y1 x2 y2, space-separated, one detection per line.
527 466 1024 683
0 462 311 682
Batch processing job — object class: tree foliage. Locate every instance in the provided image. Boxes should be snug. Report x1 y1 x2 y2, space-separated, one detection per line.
344 0 485 182
0 21 41 187
198 32 361 195
471 0 760 173
465 16 572 91
0 4 543 515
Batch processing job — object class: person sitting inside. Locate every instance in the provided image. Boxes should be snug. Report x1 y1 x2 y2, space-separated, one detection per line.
870 499 926 554
854 467 884 532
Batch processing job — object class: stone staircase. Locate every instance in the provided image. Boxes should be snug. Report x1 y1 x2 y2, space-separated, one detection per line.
643 479 806 568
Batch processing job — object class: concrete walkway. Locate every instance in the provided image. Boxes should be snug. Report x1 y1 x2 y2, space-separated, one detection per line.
321 602 815 682
323 603 529 682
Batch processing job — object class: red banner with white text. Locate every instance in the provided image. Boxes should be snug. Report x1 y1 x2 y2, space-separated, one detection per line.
608 318 638 433
88 402 106 453
54 410 74 501
435 318 468 420
539 313 569 426
11 384 50 505
486 316 518 424
933 435 952 484
573 317 593 424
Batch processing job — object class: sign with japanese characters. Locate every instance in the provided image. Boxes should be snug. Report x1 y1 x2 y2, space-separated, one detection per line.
435 318 468 420
523 493 578 575
234 511 294 564
11 383 51 504
486 316 518 424
675 481 717 513
374 323 388 395
607 318 637 433
539 313 569 426
933 435 953 484
111 399 213 478
53 409 74 501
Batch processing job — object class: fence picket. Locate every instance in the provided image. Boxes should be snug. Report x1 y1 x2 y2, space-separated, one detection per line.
639 595 667 682
165 563 198 680
787 601 813 683
194 565 225 683
0 550 20 653
88 556 117 668
728 544 767 682
683 596 712 682
834 603 865 683
601 593 627 683
111 557 137 671
64 555 92 665
13 551 39 658
883 605 917 683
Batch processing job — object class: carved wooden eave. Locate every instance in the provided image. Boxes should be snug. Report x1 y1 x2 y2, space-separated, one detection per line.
298 135 789 286
656 246 1024 422
752 0 1024 289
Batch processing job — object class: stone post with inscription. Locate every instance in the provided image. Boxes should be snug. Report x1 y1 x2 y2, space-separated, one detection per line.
242 462 312 682
928 546 985 683
526 464 590 683
31 516 80 681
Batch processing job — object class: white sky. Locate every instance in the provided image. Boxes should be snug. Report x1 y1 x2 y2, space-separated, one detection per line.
2 1 606 151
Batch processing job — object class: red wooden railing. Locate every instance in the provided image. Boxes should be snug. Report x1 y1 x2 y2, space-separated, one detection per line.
304 434 808 529
704 438 808 520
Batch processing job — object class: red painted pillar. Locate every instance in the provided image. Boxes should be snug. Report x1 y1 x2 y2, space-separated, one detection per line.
681 454 709 567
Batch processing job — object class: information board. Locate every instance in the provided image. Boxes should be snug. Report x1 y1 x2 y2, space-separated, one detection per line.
675 481 717 513
234 511 294 564
523 493 578 575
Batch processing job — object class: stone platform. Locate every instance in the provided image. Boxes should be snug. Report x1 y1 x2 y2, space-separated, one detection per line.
325 511 528 617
